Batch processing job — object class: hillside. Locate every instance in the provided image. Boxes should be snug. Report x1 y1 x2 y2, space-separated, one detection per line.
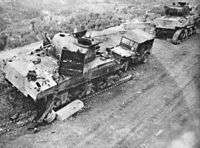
0 0 199 49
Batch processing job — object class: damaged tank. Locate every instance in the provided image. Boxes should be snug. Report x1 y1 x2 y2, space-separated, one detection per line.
154 2 199 44
0 29 154 123
110 29 154 65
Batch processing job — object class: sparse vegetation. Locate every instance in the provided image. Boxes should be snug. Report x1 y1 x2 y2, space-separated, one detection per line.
1 10 123 48
0 0 199 49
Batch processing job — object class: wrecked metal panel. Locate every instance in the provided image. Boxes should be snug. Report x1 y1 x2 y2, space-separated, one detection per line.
52 33 88 56
83 56 114 74
111 46 133 57
59 49 85 76
124 29 154 43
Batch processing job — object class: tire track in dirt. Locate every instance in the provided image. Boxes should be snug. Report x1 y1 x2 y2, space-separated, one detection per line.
74 60 180 147
153 34 200 112
114 80 192 148
136 35 200 148
75 79 180 147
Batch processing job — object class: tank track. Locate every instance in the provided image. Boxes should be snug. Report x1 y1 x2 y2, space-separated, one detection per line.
171 26 196 44
0 69 135 135
82 73 133 101
38 70 135 122
155 26 196 45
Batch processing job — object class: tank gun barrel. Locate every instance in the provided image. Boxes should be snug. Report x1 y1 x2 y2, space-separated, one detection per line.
164 2 191 16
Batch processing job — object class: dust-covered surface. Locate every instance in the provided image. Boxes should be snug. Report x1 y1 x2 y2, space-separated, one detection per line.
0 33 199 147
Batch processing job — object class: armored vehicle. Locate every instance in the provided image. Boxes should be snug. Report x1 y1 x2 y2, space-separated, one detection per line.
154 2 198 44
110 29 154 66
0 29 154 122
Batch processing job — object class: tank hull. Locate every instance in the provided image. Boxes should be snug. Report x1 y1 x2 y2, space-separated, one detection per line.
0 30 154 123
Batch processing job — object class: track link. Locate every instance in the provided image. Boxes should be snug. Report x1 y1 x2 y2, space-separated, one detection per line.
82 74 133 101
0 70 135 135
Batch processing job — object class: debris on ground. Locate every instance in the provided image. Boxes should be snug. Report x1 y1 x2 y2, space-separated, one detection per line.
56 100 84 121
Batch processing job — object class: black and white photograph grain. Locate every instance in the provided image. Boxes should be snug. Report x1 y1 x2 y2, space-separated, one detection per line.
0 0 200 148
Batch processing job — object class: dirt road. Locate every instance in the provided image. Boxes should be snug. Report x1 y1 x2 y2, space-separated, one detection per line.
0 34 200 148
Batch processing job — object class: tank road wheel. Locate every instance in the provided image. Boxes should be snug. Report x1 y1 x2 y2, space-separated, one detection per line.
123 61 129 72
178 29 187 41
84 83 95 96
53 92 70 110
188 27 194 36
106 74 120 87
172 29 183 44
183 29 188 40
188 28 191 36
140 50 150 64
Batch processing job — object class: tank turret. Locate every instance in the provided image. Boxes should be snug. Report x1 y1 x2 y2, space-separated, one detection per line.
154 2 197 44
164 2 191 16
51 31 101 77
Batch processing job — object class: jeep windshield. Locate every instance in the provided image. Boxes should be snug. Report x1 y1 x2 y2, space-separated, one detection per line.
120 37 138 51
